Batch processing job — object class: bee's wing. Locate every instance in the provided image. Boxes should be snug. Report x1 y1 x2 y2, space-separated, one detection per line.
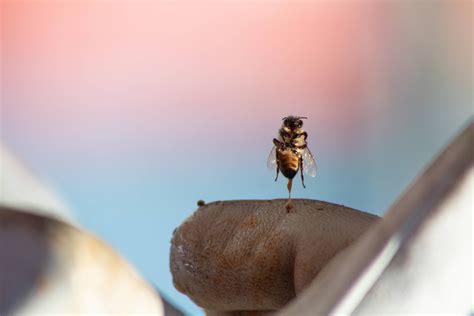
302 147 317 177
267 146 278 170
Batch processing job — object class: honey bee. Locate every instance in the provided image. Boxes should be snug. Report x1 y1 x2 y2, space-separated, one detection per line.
267 115 317 210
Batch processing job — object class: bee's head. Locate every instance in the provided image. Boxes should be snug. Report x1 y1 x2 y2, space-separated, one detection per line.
282 116 307 129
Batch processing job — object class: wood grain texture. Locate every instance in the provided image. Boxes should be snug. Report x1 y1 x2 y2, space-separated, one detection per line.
170 199 378 315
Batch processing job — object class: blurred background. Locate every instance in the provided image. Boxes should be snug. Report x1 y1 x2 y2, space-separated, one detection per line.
1 1 472 314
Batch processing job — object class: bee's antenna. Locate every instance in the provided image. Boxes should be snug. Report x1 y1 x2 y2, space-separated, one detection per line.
282 117 288 120
300 116 308 119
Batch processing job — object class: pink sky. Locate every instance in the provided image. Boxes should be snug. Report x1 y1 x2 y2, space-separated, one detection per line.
2 2 392 163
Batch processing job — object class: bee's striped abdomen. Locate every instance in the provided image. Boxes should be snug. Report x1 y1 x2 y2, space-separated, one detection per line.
277 150 300 179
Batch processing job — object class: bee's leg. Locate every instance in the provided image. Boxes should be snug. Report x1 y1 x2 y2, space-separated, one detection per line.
275 161 280 181
273 138 283 148
300 157 306 188
286 179 293 212
287 178 292 198
279 130 291 142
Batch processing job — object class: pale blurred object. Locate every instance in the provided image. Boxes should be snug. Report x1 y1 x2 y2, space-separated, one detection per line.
0 145 169 315
0 207 164 315
353 167 473 314
0 143 72 221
